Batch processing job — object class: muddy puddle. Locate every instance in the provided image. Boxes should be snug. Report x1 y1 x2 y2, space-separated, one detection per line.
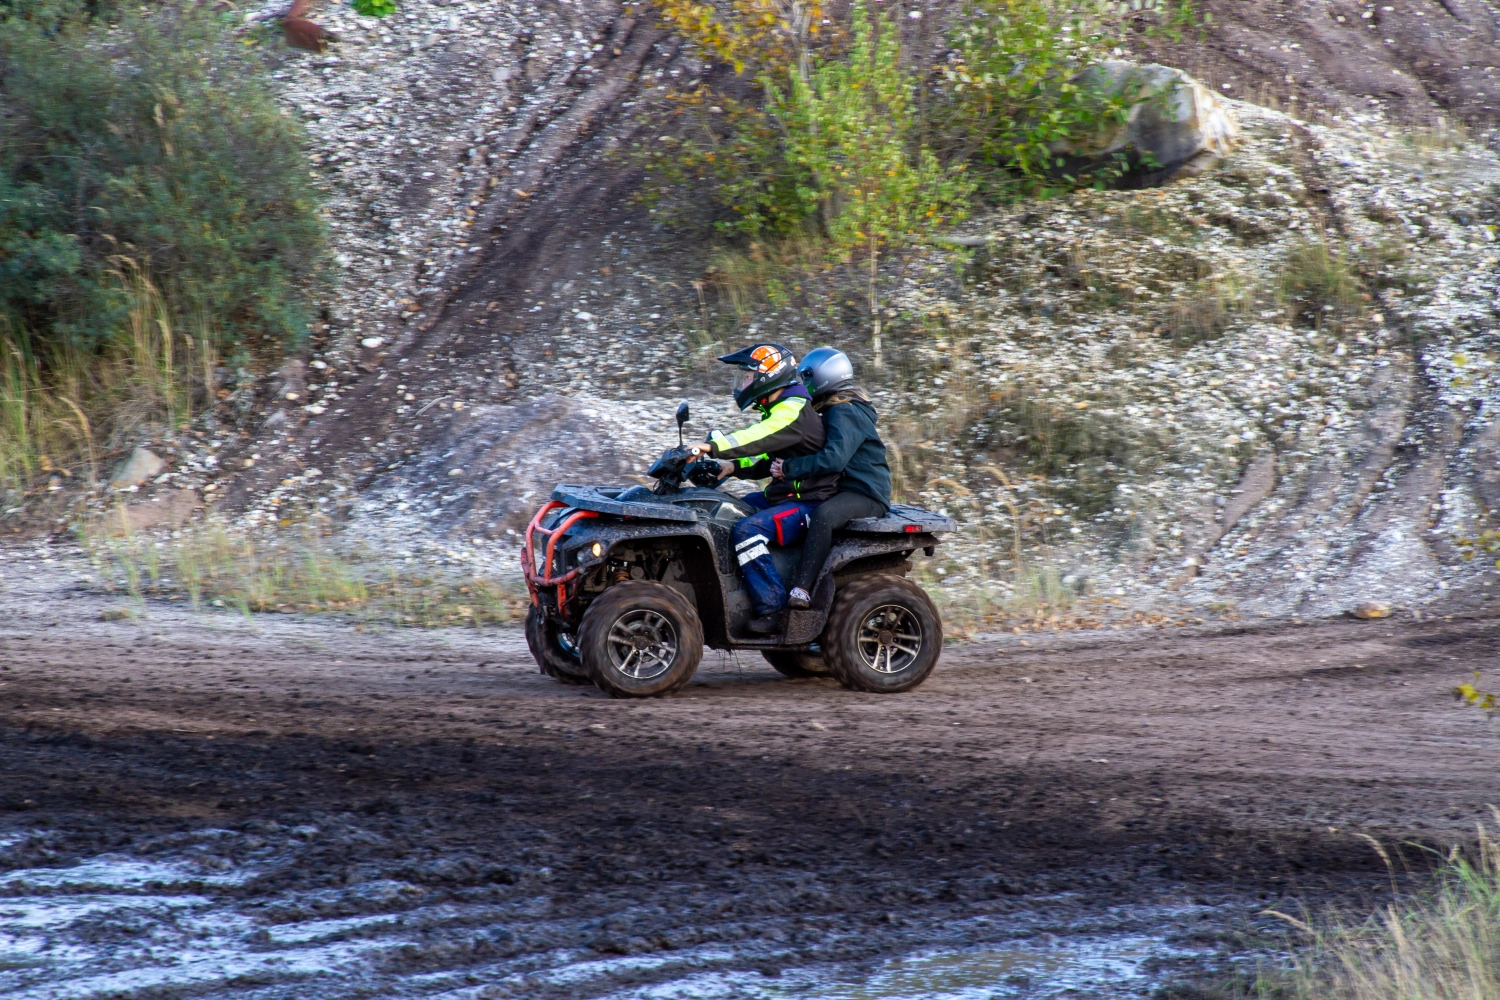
0 825 1265 1000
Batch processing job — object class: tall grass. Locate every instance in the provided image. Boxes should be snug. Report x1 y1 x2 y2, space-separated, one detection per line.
1279 237 1367 335
0 261 205 488
1269 824 1500 1000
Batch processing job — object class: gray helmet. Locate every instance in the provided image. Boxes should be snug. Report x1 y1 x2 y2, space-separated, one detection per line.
798 346 854 397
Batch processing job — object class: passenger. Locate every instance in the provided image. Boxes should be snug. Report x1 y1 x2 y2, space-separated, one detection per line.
688 343 840 633
770 347 893 609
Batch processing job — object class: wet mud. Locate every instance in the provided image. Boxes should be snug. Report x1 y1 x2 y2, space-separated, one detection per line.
1 566 1497 997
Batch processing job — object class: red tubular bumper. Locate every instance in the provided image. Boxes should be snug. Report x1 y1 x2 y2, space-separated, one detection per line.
521 500 599 608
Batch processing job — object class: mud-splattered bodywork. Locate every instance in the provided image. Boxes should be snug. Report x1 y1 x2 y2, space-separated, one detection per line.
525 484 952 650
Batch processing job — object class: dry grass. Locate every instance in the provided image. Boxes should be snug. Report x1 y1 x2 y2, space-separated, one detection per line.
1265 822 1500 1000
1408 117 1470 152
1 261 209 491
84 515 527 627
1279 237 1367 335
1165 270 1251 345
703 233 832 323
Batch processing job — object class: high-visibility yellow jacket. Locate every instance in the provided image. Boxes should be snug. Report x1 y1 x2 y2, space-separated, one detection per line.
708 385 837 503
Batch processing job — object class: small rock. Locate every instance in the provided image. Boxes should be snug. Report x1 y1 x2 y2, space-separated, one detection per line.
119 491 203 532
362 336 386 349
110 448 165 488
1352 601 1392 620
100 608 133 622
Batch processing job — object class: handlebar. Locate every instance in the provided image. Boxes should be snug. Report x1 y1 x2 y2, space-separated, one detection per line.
648 446 723 493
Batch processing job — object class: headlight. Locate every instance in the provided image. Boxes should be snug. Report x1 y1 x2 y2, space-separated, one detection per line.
590 542 603 558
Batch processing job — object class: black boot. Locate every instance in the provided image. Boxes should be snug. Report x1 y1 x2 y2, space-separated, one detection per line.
747 612 784 635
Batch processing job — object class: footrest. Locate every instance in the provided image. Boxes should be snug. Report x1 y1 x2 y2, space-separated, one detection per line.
781 609 826 645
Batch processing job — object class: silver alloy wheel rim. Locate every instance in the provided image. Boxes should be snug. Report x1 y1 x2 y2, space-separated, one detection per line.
605 610 679 680
855 604 923 675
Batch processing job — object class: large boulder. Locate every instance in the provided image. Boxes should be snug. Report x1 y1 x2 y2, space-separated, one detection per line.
1051 61 1239 186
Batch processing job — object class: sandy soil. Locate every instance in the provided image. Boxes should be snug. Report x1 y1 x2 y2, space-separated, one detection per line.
1 562 1496 996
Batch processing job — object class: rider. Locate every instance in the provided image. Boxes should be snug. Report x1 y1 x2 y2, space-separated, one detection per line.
688 343 839 633
770 346 892 609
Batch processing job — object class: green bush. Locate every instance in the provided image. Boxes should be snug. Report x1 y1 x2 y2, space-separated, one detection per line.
635 1 969 365
939 0 1137 199
0 0 324 486
637 1 969 246
0 0 325 357
638 0 1152 232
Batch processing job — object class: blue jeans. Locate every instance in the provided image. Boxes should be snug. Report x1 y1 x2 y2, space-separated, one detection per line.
733 492 820 616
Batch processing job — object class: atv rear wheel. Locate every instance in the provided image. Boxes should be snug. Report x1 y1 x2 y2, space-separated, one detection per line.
823 576 941 693
762 650 831 679
578 581 703 697
525 606 591 685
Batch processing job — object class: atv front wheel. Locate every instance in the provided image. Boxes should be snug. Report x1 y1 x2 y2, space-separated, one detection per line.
762 650 831 679
525 606 591 685
823 576 941 693
578 581 703 697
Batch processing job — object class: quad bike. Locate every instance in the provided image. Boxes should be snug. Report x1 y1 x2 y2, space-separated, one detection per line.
521 403 954 697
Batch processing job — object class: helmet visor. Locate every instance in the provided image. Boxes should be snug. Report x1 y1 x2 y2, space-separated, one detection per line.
731 368 757 396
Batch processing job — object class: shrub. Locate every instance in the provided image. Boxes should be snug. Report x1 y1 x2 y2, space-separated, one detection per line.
638 1 969 242
938 0 1136 199
637 1 970 364
0 0 325 354
0 0 325 484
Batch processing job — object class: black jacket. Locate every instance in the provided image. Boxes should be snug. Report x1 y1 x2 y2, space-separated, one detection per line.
781 388 891 511
708 385 840 503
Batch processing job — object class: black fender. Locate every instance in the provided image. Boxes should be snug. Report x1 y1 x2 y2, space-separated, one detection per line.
546 520 733 648
780 533 942 646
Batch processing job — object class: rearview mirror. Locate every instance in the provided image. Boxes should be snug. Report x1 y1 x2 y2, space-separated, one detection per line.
675 402 690 426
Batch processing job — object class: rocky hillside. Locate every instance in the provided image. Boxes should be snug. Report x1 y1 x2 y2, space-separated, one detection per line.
14 0 1500 627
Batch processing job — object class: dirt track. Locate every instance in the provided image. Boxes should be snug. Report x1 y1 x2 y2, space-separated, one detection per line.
1 562 1497 996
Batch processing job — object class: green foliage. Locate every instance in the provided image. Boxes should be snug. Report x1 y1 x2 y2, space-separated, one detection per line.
352 0 397 17
1456 672 1499 717
0 0 324 485
939 0 1137 199
638 2 968 252
638 0 1153 240
0 0 325 357
776 4 973 257
637 0 972 364
1104 0 1211 43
